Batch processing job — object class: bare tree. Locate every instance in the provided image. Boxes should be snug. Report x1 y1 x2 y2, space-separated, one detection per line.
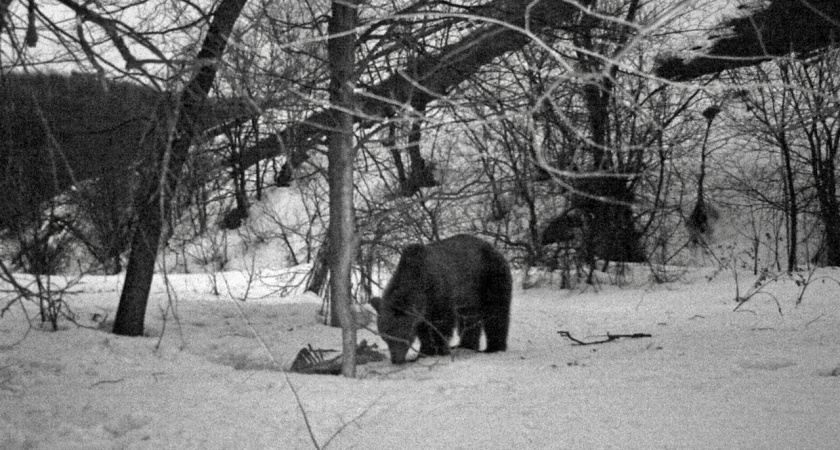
326 0 360 377
237 0 590 172
724 64 805 272
724 49 840 268
114 0 248 336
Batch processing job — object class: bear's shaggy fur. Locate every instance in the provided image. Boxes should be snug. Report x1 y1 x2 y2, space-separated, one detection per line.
372 235 512 364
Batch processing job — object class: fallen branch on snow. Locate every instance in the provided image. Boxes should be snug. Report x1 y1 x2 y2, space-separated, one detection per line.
558 331 652 346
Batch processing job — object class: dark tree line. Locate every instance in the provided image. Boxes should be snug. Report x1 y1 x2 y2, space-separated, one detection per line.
0 73 262 229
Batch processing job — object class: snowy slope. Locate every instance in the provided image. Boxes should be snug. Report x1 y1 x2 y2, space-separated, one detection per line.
2 266 839 449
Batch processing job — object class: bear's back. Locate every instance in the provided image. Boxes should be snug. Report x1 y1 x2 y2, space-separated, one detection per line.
423 235 502 306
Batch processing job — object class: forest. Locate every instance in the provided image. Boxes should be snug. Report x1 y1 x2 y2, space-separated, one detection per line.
3 1 840 448
3 0 840 367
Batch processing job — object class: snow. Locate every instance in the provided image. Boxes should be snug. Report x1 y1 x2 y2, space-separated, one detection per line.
2 265 839 449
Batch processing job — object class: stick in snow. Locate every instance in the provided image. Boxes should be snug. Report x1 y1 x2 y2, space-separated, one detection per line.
558 331 652 346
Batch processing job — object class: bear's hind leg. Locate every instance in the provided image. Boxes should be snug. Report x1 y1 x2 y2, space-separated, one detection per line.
480 249 512 353
482 308 509 353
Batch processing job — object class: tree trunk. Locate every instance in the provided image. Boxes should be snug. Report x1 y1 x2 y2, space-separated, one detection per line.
112 186 162 336
113 0 247 336
327 0 359 378
306 240 330 297
778 134 798 271
814 158 840 266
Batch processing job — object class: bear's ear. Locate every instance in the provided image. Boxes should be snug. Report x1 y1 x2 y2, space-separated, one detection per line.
370 297 381 313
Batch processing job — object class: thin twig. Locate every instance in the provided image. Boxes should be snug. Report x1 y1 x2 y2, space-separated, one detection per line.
90 378 125 387
225 293 321 449
322 395 383 449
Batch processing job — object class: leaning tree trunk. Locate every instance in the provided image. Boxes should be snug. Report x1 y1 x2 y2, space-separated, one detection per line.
327 0 359 378
113 0 247 336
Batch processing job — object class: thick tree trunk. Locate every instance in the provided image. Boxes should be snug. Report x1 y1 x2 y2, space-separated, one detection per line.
112 185 163 336
327 0 359 377
113 0 247 336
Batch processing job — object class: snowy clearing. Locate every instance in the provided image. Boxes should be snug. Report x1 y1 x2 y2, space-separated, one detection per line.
2 267 840 449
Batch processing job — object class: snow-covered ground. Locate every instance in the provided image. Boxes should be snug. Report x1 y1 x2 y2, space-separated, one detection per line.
2 266 840 449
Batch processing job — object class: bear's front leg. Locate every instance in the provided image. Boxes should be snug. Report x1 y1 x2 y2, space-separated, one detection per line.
416 319 453 356
458 315 483 351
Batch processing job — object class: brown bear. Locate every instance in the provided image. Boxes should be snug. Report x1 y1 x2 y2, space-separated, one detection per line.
371 234 512 364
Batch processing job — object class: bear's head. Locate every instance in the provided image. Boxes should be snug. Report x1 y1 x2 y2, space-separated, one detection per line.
372 243 430 364
371 292 423 364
